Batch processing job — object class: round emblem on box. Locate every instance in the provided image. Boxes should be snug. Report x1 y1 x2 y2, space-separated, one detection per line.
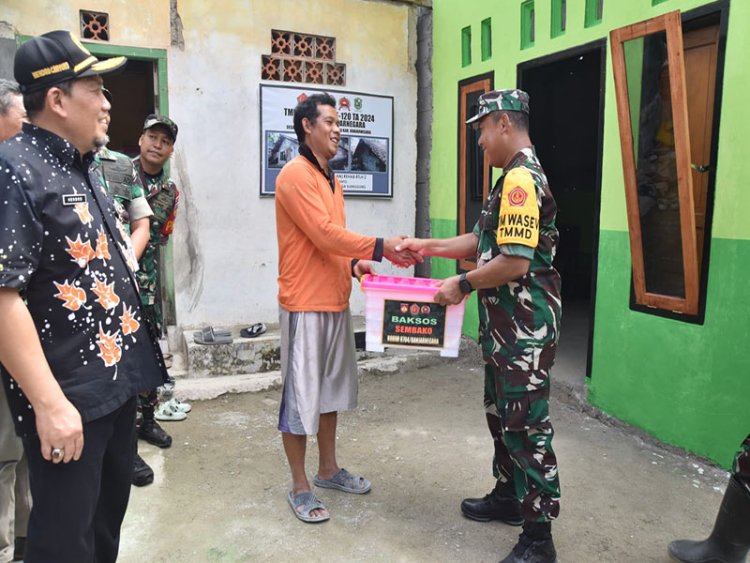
508 186 527 207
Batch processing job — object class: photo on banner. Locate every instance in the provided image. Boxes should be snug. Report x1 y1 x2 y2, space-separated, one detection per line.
260 84 394 198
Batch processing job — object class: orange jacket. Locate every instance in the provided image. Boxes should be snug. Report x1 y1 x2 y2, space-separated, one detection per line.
275 155 376 312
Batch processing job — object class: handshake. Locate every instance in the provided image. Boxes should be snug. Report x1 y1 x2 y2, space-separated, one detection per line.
383 235 425 268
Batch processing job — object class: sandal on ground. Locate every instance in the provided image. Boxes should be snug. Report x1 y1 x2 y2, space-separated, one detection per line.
287 491 330 523
313 468 371 494
154 402 187 422
240 323 266 338
193 327 232 345
165 397 192 413
191 328 231 336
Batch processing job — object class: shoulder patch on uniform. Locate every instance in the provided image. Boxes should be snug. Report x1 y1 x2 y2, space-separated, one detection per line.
497 167 539 249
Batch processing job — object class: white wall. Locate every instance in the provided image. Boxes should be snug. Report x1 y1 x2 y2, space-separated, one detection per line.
168 0 420 330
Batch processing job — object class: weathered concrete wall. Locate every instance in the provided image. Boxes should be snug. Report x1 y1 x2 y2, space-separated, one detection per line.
167 0 420 329
1 0 170 46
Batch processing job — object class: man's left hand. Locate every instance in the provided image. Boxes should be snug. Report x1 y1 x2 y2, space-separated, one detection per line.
433 276 466 306
353 260 376 279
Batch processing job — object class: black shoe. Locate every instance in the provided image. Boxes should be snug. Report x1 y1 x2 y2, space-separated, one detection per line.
461 483 523 525
12 536 25 561
500 523 557 563
137 419 172 448
132 453 154 487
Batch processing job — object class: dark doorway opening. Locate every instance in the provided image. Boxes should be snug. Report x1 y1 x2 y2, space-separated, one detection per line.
102 59 156 156
518 40 605 383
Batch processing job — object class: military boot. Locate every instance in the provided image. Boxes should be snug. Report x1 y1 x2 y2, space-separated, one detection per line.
461 481 523 525
500 521 557 563
668 476 750 563
137 404 172 448
132 453 154 487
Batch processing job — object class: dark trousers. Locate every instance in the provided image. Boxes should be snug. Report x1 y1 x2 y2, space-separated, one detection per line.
23 397 137 563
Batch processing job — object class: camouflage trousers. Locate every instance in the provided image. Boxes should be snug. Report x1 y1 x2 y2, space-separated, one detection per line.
142 301 164 338
483 363 561 522
733 433 750 494
135 390 160 428
133 302 170 427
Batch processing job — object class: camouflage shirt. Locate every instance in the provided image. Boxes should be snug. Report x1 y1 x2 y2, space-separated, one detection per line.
473 147 562 376
93 147 152 233
132 157 179 305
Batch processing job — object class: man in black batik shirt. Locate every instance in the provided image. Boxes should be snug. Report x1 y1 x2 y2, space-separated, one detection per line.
0 31 167 563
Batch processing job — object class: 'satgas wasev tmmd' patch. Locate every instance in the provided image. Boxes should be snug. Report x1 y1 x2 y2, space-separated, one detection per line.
496 167 539 248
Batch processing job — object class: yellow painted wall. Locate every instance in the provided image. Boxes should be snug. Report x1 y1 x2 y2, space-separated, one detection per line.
176 0 412 80
1 0 170 47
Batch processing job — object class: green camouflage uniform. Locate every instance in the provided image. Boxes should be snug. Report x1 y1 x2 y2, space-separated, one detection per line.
733 433 750 493
133 157 179 336
93 148 153 274
472 137 562 522
94 147 153 234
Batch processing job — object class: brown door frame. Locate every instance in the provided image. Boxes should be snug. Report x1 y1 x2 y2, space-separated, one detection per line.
456 71 493 272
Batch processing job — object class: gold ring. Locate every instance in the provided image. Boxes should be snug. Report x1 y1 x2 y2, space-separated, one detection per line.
52 447 64 458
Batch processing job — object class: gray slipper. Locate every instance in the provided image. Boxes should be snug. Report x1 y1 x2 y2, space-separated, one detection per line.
313 468 371 494
287 491 330 523
193 327 232 345
192 327 231 337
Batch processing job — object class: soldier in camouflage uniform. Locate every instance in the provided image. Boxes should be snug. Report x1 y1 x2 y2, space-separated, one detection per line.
133 114 180 337
92 104 172 485
108 114 189 482
132 115 190 426
669 432 750 562
397 89 561 563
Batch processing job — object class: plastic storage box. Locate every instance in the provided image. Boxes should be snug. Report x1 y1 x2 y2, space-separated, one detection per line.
359 274 467 358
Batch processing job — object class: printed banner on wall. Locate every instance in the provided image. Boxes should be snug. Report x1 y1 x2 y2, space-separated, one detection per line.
260 84 394 197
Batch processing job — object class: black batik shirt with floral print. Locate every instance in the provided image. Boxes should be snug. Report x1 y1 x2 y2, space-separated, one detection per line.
0 123 167 437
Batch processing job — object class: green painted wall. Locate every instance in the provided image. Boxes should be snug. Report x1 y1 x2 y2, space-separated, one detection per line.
590 231 750 466
431 0 750 467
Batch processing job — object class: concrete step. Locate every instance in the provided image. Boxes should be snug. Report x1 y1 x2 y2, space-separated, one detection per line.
181 317 368 378
182 325 282 378
173 346 454 401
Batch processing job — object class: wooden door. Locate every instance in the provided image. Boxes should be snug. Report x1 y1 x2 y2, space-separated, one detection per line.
458 75 492 271
684 24 719 266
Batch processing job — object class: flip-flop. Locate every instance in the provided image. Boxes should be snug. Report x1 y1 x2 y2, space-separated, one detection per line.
193 327 232 345
192 328 231 337
240 323 266 338
287 491 330 523
313 468 371 494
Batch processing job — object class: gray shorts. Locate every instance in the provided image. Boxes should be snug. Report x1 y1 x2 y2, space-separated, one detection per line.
277 307 358 436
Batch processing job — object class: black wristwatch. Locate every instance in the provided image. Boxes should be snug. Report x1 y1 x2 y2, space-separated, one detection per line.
458 272 473 295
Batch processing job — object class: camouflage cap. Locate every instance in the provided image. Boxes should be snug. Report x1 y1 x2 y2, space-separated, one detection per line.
143 113 178 142
466 89 530 125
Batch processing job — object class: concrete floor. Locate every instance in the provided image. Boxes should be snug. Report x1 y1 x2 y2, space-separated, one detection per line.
118 357 731 563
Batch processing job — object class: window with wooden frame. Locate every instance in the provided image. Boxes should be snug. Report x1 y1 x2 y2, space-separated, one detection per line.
457 73 493 272
611 10 722 317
